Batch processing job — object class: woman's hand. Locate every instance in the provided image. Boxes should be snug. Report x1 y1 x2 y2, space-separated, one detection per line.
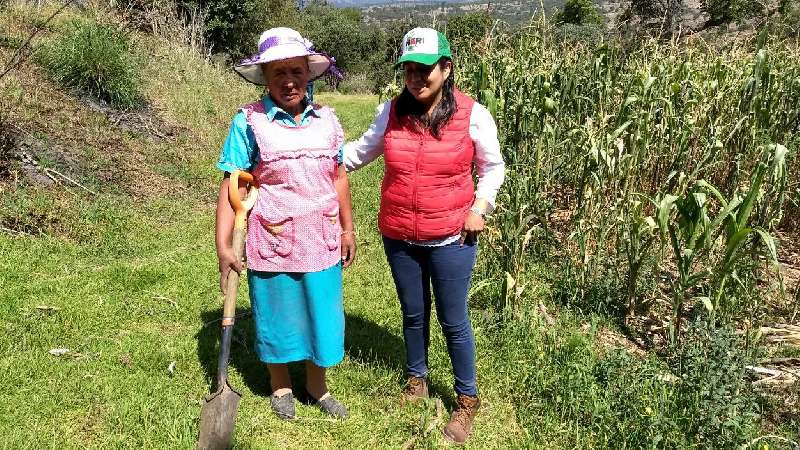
460 212 485 245
218 247 244 294
341 231 357 268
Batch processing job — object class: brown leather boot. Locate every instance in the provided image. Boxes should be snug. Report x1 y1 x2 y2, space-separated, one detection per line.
443 393 480 444
401 376 429 403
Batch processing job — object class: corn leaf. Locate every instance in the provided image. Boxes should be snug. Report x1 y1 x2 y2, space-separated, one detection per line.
722 228 753 273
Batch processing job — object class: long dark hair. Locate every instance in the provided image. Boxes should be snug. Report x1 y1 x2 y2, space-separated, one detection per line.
395 57 456 139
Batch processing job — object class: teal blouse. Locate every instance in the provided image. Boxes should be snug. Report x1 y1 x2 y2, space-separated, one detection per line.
217 95 343 173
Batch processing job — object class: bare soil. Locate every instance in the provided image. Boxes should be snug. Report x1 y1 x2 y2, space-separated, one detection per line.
0 55 180 200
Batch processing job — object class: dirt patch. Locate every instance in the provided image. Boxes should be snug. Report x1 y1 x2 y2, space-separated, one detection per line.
0 56 181 200
0 210 58 236
3 120 96 191
777 229 800 288
79 93 181 143
597 327 648 357
773 229 800 322
0 115 16 181
581 323 649 357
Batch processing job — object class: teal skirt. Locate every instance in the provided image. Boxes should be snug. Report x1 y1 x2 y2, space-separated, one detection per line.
247 263 344 368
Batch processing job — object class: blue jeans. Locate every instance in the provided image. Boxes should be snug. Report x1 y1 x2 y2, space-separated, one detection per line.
382 236 478 396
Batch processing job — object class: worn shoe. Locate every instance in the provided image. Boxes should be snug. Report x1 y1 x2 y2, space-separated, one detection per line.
443 393 481 444
401 376 429 404
314 393 348 419
270 391 296 420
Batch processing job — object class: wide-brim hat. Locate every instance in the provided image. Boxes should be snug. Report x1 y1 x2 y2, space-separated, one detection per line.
234 27 332 85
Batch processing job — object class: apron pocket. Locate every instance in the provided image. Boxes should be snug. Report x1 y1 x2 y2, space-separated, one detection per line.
256 214 294 259
322 208 340 251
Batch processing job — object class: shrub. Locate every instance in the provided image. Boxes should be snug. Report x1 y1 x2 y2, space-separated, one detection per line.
495 308 763 447
334 72 373 95
298 2 383 77
779 0 800 31
0 113 15 181
35 20 141 108
0 31 23 49
445 12 492 51
622 0 683 34
365 18 423 94
665 321 761 447
553 23 606 46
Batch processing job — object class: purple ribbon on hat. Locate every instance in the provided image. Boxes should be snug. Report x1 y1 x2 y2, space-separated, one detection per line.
311 47 344 81
258 36 281 53
258 35 316 52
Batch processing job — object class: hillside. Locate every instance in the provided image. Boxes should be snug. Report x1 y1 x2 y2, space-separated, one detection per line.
356 0 708 30
358 0 567 26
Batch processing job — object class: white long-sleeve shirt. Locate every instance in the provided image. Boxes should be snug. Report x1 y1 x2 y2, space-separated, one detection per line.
343 100 506 210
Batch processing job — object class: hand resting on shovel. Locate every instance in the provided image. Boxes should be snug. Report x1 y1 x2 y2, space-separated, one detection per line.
218 250 243 295
200 169 257 450
215 173 250 294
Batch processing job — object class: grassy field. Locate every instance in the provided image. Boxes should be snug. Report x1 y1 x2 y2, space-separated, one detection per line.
0 9 529 446
1 3 798 448
0 82 528 446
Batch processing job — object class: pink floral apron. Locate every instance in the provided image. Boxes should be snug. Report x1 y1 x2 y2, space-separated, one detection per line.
242 101 344 273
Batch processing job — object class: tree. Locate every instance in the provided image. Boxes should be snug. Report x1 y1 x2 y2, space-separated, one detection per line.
625 0 683 34
371 17 426 92
298 2 382 76
782 0 800 28
553 0 603 26
701 0 764 26
445 12 492 52
181 0 300 58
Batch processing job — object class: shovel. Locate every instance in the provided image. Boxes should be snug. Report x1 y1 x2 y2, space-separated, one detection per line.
198 170 258 450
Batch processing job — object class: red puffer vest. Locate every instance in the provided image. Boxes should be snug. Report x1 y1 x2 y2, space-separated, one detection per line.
378 89 476 241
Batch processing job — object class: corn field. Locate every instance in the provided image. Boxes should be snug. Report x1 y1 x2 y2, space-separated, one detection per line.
458 28 800 340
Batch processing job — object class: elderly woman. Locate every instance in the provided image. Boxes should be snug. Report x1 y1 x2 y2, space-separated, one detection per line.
343 28 505 443
215 27 355 420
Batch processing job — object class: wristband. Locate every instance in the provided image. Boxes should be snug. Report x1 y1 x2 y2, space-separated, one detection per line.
341 230 356 236
469 206 486 218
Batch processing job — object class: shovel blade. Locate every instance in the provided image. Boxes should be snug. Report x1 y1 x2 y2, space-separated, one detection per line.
197 380 242 450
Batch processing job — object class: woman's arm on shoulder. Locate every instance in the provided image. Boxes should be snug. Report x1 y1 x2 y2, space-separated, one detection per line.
469 103 506 213
342 101 391 172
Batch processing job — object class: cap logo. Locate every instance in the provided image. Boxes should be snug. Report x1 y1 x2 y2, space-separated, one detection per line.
406 37 425 51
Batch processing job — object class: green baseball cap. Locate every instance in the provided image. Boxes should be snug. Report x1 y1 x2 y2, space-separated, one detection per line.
395 27 452 68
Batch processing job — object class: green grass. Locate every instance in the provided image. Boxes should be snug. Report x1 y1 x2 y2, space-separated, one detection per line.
0 92 530 449
3 92 790 449
1 5 797 445
35 19 142 108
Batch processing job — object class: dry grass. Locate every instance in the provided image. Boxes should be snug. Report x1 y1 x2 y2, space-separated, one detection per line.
0 3 255 202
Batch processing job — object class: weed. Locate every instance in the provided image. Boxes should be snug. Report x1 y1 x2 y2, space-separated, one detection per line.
35 19 142 108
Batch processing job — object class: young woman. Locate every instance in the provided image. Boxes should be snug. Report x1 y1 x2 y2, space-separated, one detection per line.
216 27 355 420
343 28 505 443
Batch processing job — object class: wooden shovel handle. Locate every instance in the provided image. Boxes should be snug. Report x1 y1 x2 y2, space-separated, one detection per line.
222 170 258 324
222 228 245 322
229 170 258 231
